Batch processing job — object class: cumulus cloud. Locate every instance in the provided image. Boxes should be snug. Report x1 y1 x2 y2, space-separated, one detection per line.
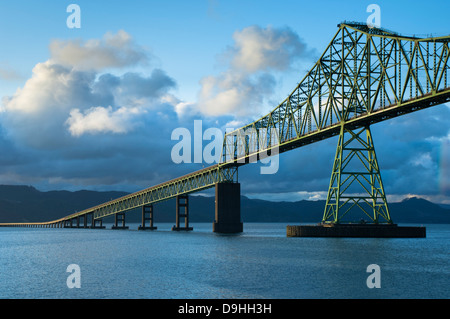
49 30 148 71
196 25 313 117
2 62 96 115
66 106 143 136
0 30 186 192
198 72 276 116
0 31 176 147
229 25 308 73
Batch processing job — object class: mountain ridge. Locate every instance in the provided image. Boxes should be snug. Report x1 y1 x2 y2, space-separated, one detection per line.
0 185 449 224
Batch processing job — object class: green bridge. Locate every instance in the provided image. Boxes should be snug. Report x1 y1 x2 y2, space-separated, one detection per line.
1 22 449 236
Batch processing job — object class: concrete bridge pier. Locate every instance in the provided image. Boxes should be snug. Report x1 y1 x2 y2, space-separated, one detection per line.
64 219 73 228
213 182 243 233
89 213 105 229
172 194 193 231
91 218 105 229
112 212 129 230
138 204 157 230
80 215 88 228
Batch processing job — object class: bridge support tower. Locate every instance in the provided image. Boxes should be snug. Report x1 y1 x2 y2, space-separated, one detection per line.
213 182 243 233
288 124 425 237
112 212 129 230
89 213 105 229
139 204 157 230
322 124 392 224
172 194 193 231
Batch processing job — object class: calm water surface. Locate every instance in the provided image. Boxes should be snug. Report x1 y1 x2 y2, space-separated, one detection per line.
0 223 448 299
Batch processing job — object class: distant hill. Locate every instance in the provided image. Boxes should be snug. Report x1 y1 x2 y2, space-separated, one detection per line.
0 185 129 223
0 185 449 224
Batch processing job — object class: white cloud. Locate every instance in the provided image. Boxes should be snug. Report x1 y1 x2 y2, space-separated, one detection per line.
198 72 277 117
198 74 242 116
224 119 246 129
2 61 93 114
66 106 143 136
0 31 188 192
411 152 434 169
49 30 148 71
196 25 312 118
0 32 176 147
229 25 308 73
174 101 196 116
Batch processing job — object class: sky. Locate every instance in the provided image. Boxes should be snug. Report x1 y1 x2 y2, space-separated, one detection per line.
0 0 448 205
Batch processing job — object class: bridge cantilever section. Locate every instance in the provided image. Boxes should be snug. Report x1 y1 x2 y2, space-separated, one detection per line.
220 22 450 166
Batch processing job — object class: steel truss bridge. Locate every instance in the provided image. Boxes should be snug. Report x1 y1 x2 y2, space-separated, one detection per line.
1 22 449 232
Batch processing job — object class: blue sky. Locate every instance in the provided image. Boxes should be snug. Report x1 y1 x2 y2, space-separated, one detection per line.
0 0 449 205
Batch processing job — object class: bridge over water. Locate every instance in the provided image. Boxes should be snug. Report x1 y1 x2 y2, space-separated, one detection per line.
1 22 449 236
